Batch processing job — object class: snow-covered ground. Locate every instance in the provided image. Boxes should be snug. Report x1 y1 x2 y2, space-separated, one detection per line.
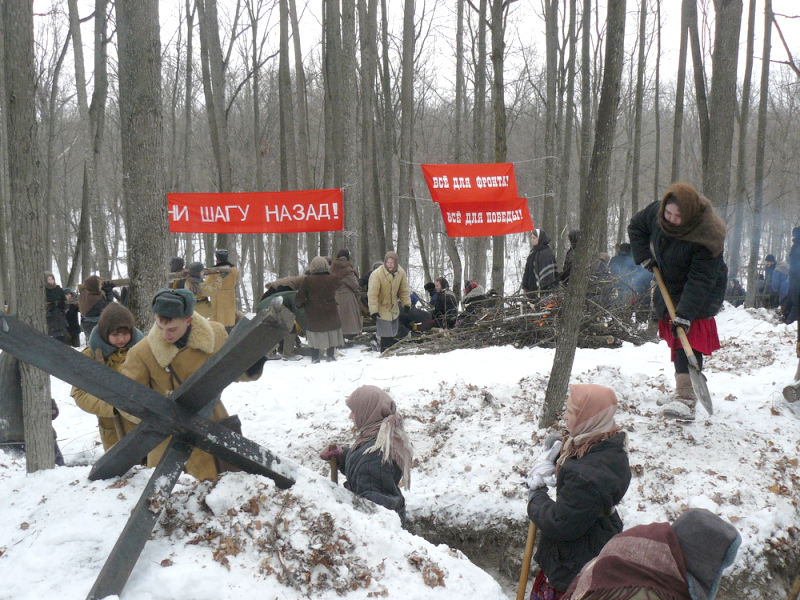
1 303 798 599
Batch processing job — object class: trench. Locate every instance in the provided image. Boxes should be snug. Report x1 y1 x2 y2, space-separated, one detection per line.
406 516 799 599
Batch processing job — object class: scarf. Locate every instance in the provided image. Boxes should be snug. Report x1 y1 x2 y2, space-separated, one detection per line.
347 385 413 489
557 384 622 472
563 523 689 600
657 182 727 258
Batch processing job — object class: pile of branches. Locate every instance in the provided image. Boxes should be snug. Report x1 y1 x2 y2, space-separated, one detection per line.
386 279 654 357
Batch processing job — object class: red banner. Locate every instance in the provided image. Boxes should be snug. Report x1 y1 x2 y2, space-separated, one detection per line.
438 198 533 238
167 189 344 234
421 163 519 204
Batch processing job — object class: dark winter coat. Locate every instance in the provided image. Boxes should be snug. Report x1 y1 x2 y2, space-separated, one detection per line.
527 432 631 592
785 229 800 325
629 200 727 321
295 272 342 333
433 289 459 328
339 440 406 522
330 257 363 336
522 230 558 292
771 261 790 303
45 284 69 340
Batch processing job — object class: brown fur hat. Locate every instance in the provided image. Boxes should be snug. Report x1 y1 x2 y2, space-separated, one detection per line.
657 182 727 257
83 275 102 294
97 303 136 343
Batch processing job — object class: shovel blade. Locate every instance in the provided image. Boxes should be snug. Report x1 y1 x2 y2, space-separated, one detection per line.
688 365 713 415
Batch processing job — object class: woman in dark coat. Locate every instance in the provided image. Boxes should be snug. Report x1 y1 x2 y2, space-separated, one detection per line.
629 182 727 420
522 229 558 294
527 384 631 598
295 256 343 363
44 272 69 344
329 249 363 337
431 277 459 328
319 385 412 524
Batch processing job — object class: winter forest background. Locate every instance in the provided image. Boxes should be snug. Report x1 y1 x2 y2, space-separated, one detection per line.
3 0 799 318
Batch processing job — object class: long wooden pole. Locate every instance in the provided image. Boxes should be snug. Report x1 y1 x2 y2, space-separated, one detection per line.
788 574 800 600
516 520 537 600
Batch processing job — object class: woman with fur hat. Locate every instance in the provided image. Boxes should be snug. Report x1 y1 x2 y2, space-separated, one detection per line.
185 261 223 319
319 385 413 523
367 251 411 352
296 256 344 363
78 275 115 339
629 182 728 420
526 384 631 598
71 303 143 450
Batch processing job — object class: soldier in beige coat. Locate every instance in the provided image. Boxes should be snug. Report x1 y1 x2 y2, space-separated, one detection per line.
206 248 239 331
119 288 264 480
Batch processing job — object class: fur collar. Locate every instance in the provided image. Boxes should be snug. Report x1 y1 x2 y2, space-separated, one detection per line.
146 312 216 368
89 325 144 360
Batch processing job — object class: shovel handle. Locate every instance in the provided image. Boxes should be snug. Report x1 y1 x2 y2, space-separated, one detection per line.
789 575 800 600
330 457 338 484
516 520 537 600
652 267 697 367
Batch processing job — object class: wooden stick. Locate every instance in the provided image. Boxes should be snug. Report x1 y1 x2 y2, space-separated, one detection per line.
330 456 338 484
788 574 800 600
652 267 696 367
516 521 537 600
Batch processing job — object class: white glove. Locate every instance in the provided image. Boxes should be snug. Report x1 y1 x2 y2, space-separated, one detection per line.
526 439 562 489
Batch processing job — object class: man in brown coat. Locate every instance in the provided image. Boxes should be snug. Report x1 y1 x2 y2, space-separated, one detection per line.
119 288 265 480
206 248 239 331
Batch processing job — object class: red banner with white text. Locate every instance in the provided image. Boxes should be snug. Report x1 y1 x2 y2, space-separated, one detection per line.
421 163 519 204
167 189 344 234
438 198 533 238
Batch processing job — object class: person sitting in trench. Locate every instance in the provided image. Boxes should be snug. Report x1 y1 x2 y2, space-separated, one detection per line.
319 385 413 524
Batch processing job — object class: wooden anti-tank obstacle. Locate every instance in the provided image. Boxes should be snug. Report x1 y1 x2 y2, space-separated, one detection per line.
0 302 296 600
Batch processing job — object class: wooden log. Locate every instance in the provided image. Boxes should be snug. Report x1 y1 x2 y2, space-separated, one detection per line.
783 380 800 403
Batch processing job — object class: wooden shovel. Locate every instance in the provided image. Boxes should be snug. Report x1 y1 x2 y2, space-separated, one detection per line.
516 520 537 600
652 266 713 415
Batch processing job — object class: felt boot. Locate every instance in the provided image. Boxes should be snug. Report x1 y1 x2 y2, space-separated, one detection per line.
662 373 696 420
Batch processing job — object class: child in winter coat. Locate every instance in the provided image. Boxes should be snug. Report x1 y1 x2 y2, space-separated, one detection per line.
319 385 413 524
562 508 741 600
526 384 631 598
71 303 143 451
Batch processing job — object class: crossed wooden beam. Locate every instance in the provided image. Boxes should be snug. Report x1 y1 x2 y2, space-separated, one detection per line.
0 302 297 600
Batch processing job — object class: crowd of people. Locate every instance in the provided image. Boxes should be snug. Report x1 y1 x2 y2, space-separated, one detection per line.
25 178 800 598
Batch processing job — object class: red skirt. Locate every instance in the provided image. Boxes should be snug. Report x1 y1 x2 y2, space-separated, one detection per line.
530 570 564 600
658 316 720 361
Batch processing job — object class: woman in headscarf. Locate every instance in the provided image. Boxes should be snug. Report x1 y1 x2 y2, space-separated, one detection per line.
295 256 344 363
367 251 411 352
44 272 69 344
319 385 413 524
526 384 631 599
329 249 363 338
629 182 727 420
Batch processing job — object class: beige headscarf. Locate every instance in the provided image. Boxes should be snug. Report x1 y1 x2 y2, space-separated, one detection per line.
557 384 622 471
309 256 330 274
347 385 413 489
383 251 400 274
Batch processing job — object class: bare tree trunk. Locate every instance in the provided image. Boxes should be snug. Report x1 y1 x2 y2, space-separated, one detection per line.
0 8 12 308
324 0 345 252
744 0 771 308
671 0 690 182
540 0 626 427
278 0 299 275
247 0 265 297
379 0 394 249
653 1 662 198
490 0 508 293
704 0 742 217
67 0 109 276
197 0 233 251
3 0 54 471
688 0 710 178
729 0 756 279
630 0 647 216
578 0 592 223
341 0 362 270
557 0 577 265
542 0 557 240
470 0 488 286
183 0 195 193
397 0 415 266
117 0 169 330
